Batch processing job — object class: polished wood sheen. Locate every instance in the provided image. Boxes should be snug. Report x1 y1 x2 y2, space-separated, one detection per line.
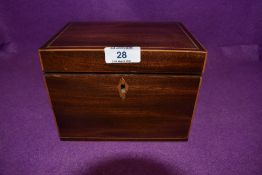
39 22 206 75
39 22 207 140
40 50 205 74
42 22 204 50
45 74 200 140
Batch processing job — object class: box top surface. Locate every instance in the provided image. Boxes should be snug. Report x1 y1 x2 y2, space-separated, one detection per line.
41 22 205 51
39 22 207 75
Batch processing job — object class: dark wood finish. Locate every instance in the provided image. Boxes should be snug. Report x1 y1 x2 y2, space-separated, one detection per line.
39 22 206 75
42 22 205 50
40 50 205 75
39 22 207 141
45 74 200 140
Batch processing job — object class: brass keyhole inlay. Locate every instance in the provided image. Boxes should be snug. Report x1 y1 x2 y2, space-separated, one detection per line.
117 77 129 99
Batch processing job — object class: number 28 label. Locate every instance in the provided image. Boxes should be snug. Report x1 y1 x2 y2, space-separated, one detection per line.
104 47 141 64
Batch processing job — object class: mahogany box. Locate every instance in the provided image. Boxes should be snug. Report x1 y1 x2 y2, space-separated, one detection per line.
39 22 207 141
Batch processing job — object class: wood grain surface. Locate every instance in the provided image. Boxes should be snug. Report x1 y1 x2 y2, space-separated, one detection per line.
39 22 207 75
40 50 206 75
40 22 206 140
42 22 205 50
45 74 200 140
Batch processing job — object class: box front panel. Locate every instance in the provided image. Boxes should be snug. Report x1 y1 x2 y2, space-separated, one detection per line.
40 50 206 75
45 74 200 140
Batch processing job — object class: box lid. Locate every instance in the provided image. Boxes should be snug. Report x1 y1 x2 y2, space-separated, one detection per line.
39 22 207 75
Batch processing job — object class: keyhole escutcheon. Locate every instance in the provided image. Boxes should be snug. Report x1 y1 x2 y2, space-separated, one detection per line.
117 77 129 99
